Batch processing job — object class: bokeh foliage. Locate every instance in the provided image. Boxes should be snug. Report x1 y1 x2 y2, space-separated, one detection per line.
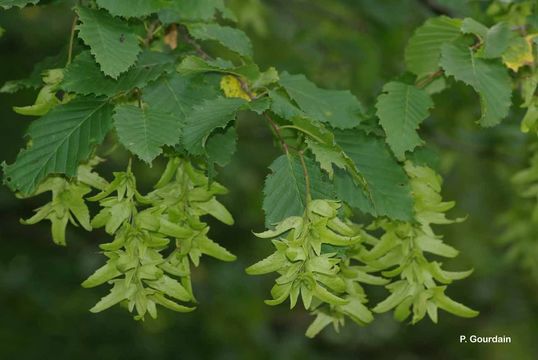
1 0 537 359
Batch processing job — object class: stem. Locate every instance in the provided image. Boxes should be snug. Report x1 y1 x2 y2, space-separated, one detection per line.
135 88 142 108
181 27 210 60
236 76 256 99
234 75 293 154
416 69 443 89
67 15 78 65
265 113 290 154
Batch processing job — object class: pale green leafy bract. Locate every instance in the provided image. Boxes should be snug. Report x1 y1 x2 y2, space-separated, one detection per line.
2 51 67 94
182 97 246 155
440 41 512 127
113 105 182 164
279 72 365 129
76 7 141 79
21 176 92 246
62 51 175 97
187 23 253 58
368 163 477 323
405 16 462 77
247 200 375 337
376 81 433 160
3 97 113 195
262 154 335 226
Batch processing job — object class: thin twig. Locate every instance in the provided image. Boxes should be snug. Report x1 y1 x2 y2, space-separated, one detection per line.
67 15 78 65
235 75 292 154
180 27 210 60
237 76 256 99
264 113 290 154
416 69 444 89
134 88 142 108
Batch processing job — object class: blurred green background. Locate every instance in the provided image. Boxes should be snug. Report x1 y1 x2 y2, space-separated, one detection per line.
1 1 537 359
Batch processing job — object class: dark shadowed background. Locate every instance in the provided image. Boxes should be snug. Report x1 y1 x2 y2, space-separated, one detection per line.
1 1 537 359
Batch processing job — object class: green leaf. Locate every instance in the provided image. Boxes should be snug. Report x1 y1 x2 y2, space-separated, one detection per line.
62 51 175 97
248 97 271 114
440 40 512 127
113 105 181 164
333 130 414 221
206 127 237 167
187 23 252 58
279 72 364 129
263 154 335 226
182 97 246 155
96 0 164 18
76 7 141 78
143 73 219 118
0 0 38 9
376 81 434 160
253 68 279 89
502 35 534 72
483 22 512 59
177 56 260 81
268 89 304 119
158 0 235 23
306 139 346 178
4 97 113 195
460 18 488 39
405 16 462 77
